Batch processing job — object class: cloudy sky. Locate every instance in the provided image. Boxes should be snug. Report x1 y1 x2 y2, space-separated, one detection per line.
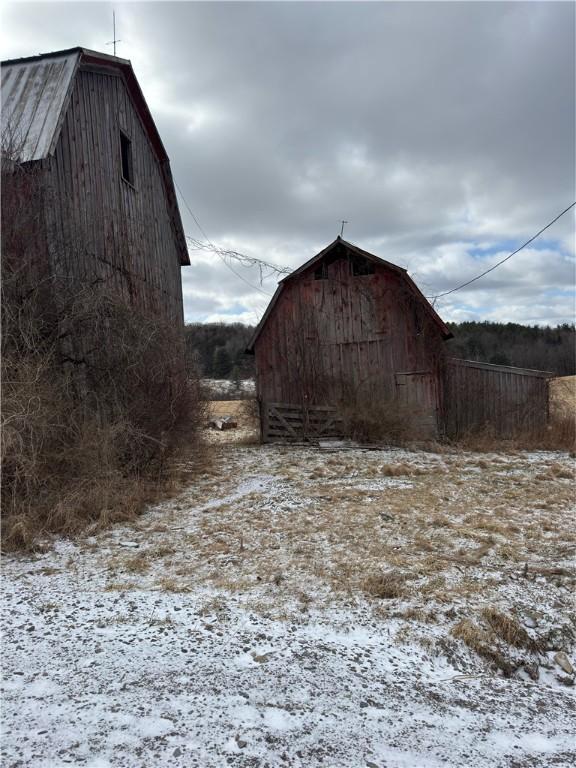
2 1 575 326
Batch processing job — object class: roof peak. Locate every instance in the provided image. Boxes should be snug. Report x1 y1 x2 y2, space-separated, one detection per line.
2 47 129 68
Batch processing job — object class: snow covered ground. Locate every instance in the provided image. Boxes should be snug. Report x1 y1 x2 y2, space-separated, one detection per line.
2 441 575 767
202 379 255 399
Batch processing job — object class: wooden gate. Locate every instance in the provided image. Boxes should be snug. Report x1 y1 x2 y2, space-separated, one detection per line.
261 402 343 443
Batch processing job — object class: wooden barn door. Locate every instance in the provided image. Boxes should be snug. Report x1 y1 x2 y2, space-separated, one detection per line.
394 371 439 437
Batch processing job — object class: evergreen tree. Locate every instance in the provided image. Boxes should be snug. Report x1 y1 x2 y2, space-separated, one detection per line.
212 346 232 378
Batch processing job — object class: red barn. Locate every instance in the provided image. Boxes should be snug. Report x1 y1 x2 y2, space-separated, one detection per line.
247 237 452 442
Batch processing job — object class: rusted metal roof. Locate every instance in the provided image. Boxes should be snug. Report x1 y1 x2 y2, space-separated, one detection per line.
1 49 80 161
246 237 453 351
1 47 189 266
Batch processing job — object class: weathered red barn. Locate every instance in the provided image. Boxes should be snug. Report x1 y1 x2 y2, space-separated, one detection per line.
247 237 453 441
1 47 188 333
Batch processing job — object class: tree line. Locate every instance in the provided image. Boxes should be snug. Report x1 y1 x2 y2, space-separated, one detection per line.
184 323 256 380
185 321 575 380
445 321 575 376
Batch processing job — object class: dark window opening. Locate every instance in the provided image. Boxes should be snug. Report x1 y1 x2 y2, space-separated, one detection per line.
413 307 423 337
120 131 134 185
314 262 328 280
351 255 375 276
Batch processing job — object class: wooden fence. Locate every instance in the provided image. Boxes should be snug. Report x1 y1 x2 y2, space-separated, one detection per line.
443 358 552 438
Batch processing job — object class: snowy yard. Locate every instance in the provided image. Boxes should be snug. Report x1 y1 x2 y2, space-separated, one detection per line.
2 434 575 767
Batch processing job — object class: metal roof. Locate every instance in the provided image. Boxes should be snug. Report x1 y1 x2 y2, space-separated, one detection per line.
246 237 453 352
1 48 189 266
1 49 80 161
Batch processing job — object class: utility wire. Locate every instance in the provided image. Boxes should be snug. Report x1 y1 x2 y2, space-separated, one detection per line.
174 180 275 296
427 202 576 300
186 237 291 279
174 179 213 245
175 177 574 306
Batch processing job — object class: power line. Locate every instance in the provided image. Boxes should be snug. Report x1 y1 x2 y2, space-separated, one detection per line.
427 202 576 300
174 181 275 296
175 177 574 306
174 179 213 245
186 237 291 280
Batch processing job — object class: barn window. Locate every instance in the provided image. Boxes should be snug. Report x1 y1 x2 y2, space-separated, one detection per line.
351 255 375 276
314 262 328 280
120 131 134 185
414 307 423 337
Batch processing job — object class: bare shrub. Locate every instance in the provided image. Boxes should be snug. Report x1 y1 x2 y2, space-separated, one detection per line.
1 292 205 549
1 153 205 550
340 394 423 445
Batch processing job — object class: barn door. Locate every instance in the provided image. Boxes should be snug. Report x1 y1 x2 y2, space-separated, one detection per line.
394 371 439 437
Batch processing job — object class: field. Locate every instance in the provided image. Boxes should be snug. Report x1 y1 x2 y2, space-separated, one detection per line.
2 403 575 767
551 375 576 416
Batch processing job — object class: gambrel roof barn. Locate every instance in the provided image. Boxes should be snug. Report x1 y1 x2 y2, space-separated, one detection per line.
1 47 188 329
247 237 551 442
247 237 452 441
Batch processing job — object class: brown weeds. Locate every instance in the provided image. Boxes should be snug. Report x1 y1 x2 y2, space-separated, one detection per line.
1 289 207 550
339 393 423 445
363 570 408 600
451 618 515 676
481 608 540 652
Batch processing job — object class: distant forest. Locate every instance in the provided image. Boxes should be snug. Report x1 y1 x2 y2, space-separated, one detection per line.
184 323 255 380
185 321 575 379
445 322 575 376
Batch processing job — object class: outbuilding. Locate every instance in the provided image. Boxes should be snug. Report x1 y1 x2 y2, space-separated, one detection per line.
247 237 452 441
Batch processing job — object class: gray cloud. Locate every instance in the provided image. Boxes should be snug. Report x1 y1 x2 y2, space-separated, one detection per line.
2 1 574 326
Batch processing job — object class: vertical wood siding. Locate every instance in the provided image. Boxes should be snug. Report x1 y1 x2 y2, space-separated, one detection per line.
42 67 184 328
254 254 445 436
444 359 550 437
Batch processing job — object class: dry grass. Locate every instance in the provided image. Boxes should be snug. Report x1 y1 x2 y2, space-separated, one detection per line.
105 581 139 592
363 570 409 600
157 577 192 593
339 394 424 445
208 400 247 419
481 608 540 652
47 425 573 675
381 463 417 477
1 290 207 550
451 618 515 676
454 412 575 453
123 553 150 574
450 607 544 676
162 446 574 623
550 376 576 416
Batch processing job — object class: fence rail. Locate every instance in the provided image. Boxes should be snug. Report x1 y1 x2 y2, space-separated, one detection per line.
262 402 343 442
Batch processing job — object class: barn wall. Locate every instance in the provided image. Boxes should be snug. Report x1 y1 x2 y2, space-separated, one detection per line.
42 66 184 329
444 359 550 437
1 160 57 329
254 255 446 437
